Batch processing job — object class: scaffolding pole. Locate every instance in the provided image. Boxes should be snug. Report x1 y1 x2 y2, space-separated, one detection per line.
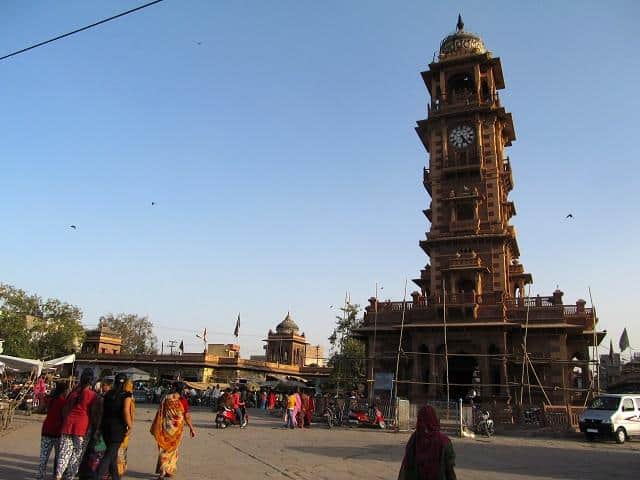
393 279 408 427
519 284 532 406
443 279 450 404
588 286 599 394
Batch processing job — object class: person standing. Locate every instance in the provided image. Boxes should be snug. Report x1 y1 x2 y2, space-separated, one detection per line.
37 380 68 480
55 370 99 480
294 389 303 428
268 390 276 410
398 405 457 480
150 382 196 479
260 390 267 410
211 384 221 410
116 379 136 476
95 373 132 480
285 392 296 429
34 374 47 413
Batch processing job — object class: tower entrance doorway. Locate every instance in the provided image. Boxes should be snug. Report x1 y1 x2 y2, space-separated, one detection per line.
448 354 476 401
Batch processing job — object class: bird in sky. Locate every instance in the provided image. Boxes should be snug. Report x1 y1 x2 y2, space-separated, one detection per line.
151 202 156 206
566 213 573 219
69 225 77 230
196 41 203 45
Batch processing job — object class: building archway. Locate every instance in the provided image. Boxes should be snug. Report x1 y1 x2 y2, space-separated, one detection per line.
448 353 477 401
418 344 430 394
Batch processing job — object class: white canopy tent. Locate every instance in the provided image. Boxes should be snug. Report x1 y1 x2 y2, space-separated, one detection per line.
115 367 151 382
0 355 43 376
43 353 76 370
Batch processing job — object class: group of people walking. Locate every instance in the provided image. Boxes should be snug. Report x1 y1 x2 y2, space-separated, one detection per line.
37 370 196 480
37 371 456 480
37 369 133 480
283 389 315 429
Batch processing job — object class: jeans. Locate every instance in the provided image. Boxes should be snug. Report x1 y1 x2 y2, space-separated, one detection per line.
286 409 295 428
235 407 244 425
95 442 120 480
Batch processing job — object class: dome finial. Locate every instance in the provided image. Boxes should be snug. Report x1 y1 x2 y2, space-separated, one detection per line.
456 13 464 32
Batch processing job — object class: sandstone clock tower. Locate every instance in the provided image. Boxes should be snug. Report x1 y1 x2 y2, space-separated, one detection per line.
415 14 531 301
358 16 600 407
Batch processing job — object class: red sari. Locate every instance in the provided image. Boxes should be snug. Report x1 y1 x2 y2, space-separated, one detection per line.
398 405 456 480
267 391 276 410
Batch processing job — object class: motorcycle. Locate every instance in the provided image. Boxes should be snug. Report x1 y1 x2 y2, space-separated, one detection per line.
474 409 495 437
324 403 343 429
347 405 386 429
215 406 248 429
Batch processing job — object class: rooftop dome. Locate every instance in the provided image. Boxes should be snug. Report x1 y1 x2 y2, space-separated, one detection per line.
439 15 487 61
276 312 300 335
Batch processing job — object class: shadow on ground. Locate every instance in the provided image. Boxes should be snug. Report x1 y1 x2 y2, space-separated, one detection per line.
290 439 640 480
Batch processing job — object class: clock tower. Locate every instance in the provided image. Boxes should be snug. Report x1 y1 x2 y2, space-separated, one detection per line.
415 14 530 300
358 16 602 408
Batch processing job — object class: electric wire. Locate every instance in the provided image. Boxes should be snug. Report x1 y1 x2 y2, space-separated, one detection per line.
0 0 166 62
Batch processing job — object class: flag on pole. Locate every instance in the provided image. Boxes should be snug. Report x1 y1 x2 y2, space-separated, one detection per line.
619 328 630 352
179 340 184 354
234 313 240 338
609 339 614 362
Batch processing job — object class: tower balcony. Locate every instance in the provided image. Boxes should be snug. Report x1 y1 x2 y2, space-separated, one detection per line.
443 152 482 175
502 157 514 192
423 167 432 195
449 218 481 234
430 91 500 115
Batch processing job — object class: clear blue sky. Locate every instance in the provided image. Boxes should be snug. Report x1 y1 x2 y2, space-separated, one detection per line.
1 0 638 358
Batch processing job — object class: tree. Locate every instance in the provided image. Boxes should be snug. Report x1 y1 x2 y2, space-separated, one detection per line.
0 283 85 358
99 313 158 355
328 302 366 390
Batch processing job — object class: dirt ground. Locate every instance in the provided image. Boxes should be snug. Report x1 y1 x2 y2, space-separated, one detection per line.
1 406 639 479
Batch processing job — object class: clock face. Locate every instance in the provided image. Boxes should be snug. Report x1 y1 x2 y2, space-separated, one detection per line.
449 125 475 149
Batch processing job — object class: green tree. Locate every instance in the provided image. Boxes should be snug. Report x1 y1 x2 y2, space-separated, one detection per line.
0 283 85 358
328 302 366 390
99 313 158 355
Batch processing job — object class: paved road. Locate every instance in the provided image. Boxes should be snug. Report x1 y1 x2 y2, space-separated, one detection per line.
1 406 639 479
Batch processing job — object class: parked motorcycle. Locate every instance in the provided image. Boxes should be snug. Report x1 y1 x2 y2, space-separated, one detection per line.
474 409 495 437
347 405 386 429
324 403 343 429
215 406 248 429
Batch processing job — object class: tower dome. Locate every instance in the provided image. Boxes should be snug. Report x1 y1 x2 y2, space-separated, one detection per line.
276 312 300 335
439 15 487 61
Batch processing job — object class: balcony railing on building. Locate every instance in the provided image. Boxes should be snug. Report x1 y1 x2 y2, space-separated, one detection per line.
363 294 594 329
429 91 500 114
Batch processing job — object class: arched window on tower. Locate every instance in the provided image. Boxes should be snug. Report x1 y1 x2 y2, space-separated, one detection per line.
447 72 475 103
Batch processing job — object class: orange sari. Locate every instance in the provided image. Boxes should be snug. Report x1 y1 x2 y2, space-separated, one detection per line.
150 395 185 477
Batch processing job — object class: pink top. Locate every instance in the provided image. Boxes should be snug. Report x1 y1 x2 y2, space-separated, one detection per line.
60 387 97 436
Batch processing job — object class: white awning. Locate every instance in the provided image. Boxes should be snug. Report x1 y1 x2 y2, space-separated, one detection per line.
0 355 43 375
43 353 76 369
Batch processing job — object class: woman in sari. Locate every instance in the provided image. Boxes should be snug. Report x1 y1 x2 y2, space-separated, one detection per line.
116 379 136 477
398 405 456 480
150 382 196 479
293 389 303 428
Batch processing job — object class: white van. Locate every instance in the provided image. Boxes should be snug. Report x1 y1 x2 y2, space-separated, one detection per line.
578 394 640 443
